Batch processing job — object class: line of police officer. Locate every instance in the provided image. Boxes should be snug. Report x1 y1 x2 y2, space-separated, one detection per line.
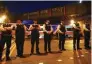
0 20 27 61
0 19 91 61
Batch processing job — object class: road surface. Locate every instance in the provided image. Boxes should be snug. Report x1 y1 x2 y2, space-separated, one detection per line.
0 38 91 64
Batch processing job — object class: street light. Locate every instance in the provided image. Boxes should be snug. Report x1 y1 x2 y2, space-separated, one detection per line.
0 15 7 23
70 19 74 26
2 15 7 20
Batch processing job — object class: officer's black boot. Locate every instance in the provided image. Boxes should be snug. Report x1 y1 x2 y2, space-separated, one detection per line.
36 51 40 55
48 48 51 53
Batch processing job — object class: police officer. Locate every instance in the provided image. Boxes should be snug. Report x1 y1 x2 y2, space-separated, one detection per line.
84 22 91 49
15 20 26 58
73 21 81 50
0 21 13 61
43 20 53 53
29 20 40 55
55 21 66 51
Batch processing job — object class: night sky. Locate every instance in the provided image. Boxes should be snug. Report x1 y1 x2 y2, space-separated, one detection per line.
3 1 78 14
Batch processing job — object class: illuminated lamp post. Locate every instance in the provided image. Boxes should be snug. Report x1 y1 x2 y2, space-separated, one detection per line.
0 15 7 23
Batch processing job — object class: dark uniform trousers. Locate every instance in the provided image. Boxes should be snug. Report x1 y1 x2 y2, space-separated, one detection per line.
73 23 81 49
84 23 90 49
84 30 90 48
15 24 25 56
0 24 12 60
31 35 39 53
31 24 40 54
58 24 66 50
59 34 65 50
44 33 51 52
0 35 12 59
16 38 24 56
73 33 80 49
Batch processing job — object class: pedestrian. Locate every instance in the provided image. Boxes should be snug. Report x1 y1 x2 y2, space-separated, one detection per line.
84 22 91 49
43 20 53 53
15 20 27 58
29 20 40 55
54 21 66 51
73 21 82 50
0 20 13 61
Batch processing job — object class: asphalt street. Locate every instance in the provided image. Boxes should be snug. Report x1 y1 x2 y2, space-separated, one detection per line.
0 38 91 64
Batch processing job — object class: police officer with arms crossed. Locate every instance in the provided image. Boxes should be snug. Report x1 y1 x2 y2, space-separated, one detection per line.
14 20 27 58
54 21 66 51
29 20 40 55
0 21 13 61
84 22 91 49
73 21 82 50
43 20 53 53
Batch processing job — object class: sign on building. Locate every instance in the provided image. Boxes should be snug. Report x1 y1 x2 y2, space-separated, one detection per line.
51 7 64 16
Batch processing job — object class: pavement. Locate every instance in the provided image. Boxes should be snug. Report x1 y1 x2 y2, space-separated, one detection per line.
0 38 91 64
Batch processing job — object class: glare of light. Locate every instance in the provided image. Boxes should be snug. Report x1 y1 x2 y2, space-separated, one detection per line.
0 15 7 23
69 57 73 60
41 26 43 28
57 59 62 62
79 0 82 3
2 15 7 20
81 55 84 57
70 19 75 25
39 62 44 64
0 18 3 23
